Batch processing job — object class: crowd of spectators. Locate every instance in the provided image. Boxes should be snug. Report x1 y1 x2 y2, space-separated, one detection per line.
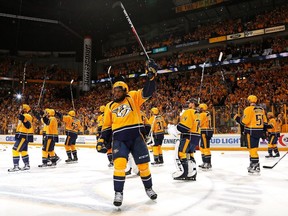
0 57 287 135
99 36 288 79
103 5 288 58
0 57 79 81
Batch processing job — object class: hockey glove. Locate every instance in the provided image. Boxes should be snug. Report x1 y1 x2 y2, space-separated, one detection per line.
18 114 25 122
96 139 108 153
32 110 41 121
39 110 45 116
55 111 63 119
145 58 158 80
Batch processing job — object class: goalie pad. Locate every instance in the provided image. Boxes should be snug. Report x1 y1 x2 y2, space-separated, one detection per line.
167 124 180 138
187 159 197 179
125 153 139 175
146 131 155 146
172 140 184 178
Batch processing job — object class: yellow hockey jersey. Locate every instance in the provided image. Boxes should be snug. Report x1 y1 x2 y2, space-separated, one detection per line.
63 115 81 133
46 116 58 135
101 90 147 141
149 115 167 135
200 111 213 136
267 118 277 134
97 114 104 131
15 113 34 142
177 108 200 136
276 118 282 133
16 113 33 134
241 105 267 137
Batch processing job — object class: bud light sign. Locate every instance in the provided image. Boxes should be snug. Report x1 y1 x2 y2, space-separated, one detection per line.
210 136 240 146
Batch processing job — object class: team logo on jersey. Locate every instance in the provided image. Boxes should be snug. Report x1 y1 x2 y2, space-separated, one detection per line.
112 104 132 117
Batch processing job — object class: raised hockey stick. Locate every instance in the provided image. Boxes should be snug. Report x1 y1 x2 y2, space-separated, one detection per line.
21 60 30 102
37 71 48 108
37 64 57 108
263 152 288 169
113 1 150 60
198 59 210 104
70 79 75 110
218 52 231 94
107 66 113 87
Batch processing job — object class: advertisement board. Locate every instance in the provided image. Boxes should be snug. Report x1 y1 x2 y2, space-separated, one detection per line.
1 134 288 149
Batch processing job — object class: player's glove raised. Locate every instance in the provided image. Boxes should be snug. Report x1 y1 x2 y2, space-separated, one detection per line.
18 114 25 122
145 58 158 80
96 138 108 153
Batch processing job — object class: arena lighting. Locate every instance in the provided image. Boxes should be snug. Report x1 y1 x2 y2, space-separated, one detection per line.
16 93 22 100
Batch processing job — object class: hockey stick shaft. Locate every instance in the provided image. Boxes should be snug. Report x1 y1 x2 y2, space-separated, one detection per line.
37 64 56 108
22 61 29 99
107 66 113 87
113 1 150 60
263 152 288 169
37 75 47 108
70 79 75 110
198 63 205 103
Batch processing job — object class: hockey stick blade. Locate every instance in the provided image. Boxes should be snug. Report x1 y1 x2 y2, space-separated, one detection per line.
112 1 122 8
262 166 273 169
107 66 112 75
262 152 288 169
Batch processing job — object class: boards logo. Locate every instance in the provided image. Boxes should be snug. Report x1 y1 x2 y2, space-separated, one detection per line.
278 135 288 146
5 136 15 141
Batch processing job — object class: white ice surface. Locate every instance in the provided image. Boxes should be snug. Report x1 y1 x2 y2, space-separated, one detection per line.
0 145 288 216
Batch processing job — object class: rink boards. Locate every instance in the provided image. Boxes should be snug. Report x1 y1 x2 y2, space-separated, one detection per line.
1 133 288 151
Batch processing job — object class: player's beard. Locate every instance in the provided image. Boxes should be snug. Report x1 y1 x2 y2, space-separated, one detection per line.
113 94 126 102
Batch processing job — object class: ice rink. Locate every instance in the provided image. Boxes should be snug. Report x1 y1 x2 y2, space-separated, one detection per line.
0 144 288 216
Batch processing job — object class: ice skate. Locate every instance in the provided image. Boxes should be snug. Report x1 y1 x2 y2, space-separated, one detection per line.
113 192 123 207
201 163 212 171
21 164 30 171
65 158 74 164
38 163 48 168
8 165 20 172
247 163 260 174
145 187 157 200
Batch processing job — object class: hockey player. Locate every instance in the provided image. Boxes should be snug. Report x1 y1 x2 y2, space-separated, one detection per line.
96 59 158 207
97 105 113 167
173 98 200 180
198 103 214 170
35 108 60 166
8 104 33 172
56 110 81 163
148 107 167 165
232 95 267 174
265 112 280 158
38 109 59 167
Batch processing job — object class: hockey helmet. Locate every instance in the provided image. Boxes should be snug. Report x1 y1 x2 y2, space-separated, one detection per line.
199 103 208 111
113 81 129 93
151 107 159 115
22 104 31 112
247 95 257 103
47 109 55 116
68 110 76 117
